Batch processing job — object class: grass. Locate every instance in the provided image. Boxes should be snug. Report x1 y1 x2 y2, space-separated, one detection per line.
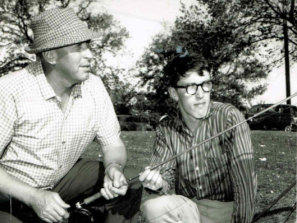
83 130 296 223
251 131 296 223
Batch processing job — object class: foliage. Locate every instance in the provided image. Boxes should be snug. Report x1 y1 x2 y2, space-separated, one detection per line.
235 0 297 63
0 0 73 75
136 1 270 114
101 68 136 114
84 11 133 113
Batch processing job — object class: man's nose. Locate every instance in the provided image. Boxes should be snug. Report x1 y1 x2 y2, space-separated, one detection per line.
195 86 204 98
82 48 92 59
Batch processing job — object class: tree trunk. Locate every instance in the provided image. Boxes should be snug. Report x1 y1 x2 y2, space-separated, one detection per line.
283 19 291 105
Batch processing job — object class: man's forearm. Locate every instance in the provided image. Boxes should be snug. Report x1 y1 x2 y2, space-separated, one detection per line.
102 142 127 169
0 165 38 206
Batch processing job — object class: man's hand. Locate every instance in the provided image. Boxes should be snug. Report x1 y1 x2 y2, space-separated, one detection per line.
30 190 70 223
139 167 163 191
100 165 128 200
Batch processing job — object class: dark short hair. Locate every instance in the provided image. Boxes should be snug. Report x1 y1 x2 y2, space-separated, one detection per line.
163 55 210 87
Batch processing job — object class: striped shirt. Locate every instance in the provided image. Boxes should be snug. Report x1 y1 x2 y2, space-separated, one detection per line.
0 60 120 189
150 102 257 223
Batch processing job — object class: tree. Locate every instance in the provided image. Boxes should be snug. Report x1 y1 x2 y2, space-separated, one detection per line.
101 67 138 114
236 0 297 61
234 0 297 104
136 1 269 114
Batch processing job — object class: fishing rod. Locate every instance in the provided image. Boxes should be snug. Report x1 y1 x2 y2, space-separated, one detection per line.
282 201 296 223
75 91 297 209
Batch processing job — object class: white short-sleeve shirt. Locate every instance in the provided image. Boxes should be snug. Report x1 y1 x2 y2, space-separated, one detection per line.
0 60 121 189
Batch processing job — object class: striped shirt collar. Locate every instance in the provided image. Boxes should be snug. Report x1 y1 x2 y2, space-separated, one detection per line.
26 59 82 100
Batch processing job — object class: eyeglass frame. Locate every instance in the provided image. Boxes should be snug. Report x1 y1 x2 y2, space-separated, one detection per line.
174 80 213 95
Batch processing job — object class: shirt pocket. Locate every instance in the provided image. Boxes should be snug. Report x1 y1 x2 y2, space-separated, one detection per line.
16 101 57 139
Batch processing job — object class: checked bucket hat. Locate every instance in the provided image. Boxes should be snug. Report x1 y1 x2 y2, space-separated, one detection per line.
26 7 101 54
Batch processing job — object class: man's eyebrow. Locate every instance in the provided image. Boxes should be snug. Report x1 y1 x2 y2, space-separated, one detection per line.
69 43 80 49
182 80 211 85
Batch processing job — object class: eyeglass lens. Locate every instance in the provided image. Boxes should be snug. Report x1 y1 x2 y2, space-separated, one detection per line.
187 81 212 95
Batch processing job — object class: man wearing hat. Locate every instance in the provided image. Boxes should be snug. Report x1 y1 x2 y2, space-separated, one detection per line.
0 7 141 223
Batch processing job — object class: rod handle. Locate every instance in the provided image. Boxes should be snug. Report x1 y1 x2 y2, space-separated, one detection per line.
75 192 102 209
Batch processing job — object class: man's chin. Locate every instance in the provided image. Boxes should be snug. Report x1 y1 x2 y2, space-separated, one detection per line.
81 72 90 81
193 111 208 119
73 73 89 85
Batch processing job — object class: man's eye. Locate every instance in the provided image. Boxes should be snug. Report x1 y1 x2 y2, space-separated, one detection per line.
75 43 84 51
72 45 80 51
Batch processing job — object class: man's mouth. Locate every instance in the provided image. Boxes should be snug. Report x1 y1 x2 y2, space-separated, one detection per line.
80 65 91 72
194 101 205 106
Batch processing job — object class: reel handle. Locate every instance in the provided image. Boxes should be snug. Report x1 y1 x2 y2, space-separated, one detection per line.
75 192 102 209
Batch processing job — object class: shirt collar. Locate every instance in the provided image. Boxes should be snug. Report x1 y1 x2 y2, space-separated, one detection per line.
71 83 82 98
27 59 82 100
167 109 191 136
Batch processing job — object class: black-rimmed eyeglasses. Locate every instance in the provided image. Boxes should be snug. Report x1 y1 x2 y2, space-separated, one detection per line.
175 80 212 95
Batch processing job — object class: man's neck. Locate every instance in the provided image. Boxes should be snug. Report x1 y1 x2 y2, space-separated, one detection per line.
47 73 72 96
183 116 201 132
45 71 72 113
41 60 73 98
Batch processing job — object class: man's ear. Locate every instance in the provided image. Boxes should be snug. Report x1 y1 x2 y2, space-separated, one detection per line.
168 87 179 102
41 50 57 65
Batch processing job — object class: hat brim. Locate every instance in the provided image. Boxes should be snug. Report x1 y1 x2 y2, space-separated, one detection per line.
25 30 101 54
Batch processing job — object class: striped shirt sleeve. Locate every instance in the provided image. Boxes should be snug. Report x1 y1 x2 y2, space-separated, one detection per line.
150 125 176 192
225 107 257 223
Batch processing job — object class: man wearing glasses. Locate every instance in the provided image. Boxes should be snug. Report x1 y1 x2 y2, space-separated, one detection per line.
139 55 257 223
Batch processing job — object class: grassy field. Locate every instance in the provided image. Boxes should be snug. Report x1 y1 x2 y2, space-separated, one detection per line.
83 130 296 223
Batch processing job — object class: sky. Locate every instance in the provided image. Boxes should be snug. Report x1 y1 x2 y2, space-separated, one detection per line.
253 64 297 106
92 0 297 106
92 0 183 65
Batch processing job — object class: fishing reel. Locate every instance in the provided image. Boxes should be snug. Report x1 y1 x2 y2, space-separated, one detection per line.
67 208 95 223
65 200 107 223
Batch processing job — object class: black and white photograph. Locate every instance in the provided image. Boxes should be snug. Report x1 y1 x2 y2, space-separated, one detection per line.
0 0 296 222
